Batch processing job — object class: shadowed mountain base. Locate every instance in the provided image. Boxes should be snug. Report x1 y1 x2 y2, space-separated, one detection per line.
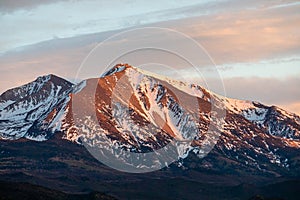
0 135 299 200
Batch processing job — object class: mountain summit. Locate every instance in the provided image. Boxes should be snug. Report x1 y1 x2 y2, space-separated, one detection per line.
0 64 300 176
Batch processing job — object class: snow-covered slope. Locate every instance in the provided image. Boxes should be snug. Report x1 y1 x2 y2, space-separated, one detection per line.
67 64 300 173
0 74 73 141
224 98 300 139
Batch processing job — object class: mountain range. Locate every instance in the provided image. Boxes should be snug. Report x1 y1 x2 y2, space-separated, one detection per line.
0 64 300 199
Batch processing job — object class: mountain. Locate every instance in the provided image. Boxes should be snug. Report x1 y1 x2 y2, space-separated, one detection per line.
0 64 300 199
1 64 300 175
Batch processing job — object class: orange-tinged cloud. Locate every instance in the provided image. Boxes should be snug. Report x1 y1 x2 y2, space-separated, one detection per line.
168 5 300 64
279 102 300 116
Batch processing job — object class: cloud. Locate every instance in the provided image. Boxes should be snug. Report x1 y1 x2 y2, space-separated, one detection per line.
280 102 300 116
215 58 300 78
0 0 216 52
0 0 65 13
222 76 300 105
0 34 99 93
1 8 299 93
2 0 299 53
192 76 300 115
170 4 300 64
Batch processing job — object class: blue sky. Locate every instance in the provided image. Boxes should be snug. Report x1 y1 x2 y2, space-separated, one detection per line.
0 0 299 114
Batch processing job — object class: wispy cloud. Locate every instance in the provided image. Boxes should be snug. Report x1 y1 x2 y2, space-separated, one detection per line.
172 4 300 64
2 0 299 53
0 0 220 52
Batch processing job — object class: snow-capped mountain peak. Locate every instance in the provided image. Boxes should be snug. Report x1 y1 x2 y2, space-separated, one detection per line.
0 74 73 141
1 64 300 175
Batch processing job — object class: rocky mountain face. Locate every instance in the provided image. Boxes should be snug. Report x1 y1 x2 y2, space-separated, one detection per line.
0 64 300 177
0 74 73 141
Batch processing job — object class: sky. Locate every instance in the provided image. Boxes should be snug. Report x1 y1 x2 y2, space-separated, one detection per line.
0 0 299 115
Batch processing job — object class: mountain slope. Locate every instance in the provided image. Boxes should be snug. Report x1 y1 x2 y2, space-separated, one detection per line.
0 74 73 141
